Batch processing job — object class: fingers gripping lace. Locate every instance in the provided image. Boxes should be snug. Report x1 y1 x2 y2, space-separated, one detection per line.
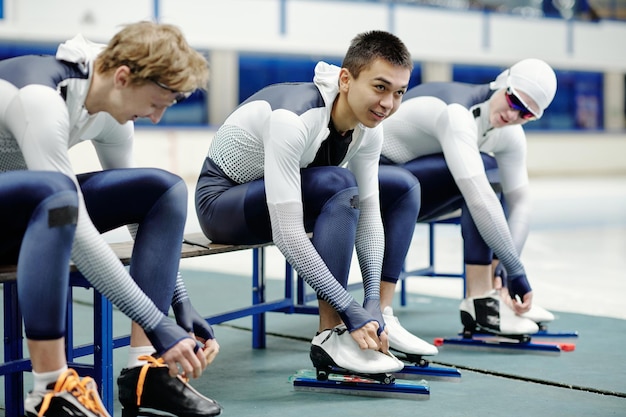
38 369 109 417
135 355 190 406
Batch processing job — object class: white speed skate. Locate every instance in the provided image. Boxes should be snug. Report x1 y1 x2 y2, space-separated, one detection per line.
460 291 539 336
521 304 555 327
383 307 438 357
310 325 403 382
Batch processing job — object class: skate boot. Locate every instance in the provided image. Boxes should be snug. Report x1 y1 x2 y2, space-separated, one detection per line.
310 324 403 382
459 291 539 336
383 306 438 358
25 368 111 417
117 355 222 417
521 304 555 328
499 287 555 327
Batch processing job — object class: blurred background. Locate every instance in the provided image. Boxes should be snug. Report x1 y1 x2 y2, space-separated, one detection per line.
1 0 625 181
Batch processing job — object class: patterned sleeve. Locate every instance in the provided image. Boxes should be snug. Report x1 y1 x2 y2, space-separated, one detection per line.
438 103 526 277
265 109 356 313
349 127 384 301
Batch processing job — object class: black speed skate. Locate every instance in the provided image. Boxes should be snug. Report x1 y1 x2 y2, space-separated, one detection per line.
117 355 222 417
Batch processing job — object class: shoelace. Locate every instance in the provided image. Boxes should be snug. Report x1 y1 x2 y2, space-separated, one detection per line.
38 369 109 417
318 326 347 344
135 355 190 406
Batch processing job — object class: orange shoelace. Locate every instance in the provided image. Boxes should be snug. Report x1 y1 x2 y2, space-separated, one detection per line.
135 355 190 406
38 368 110 417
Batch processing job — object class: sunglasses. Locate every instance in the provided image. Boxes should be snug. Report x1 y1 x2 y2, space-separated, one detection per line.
151 79 194 104
505 88 537 120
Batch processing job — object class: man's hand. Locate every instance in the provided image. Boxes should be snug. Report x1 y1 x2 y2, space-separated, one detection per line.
200 338 220 366
500 284 533 315
172 298 216 342
160 338 207 379
349 321 390 354
512 290 533 314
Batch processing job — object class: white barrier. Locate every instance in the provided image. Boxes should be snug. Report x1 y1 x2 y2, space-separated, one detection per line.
69 128 626 181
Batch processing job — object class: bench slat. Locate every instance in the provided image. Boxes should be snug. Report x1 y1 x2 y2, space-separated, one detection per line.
0 232 273 282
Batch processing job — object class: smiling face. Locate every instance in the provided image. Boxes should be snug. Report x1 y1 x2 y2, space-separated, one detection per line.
335 58 411 131
489 88 540 128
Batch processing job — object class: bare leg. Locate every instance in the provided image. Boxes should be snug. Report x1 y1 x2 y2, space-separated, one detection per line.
318 300 342 332
465 264 493 298
28 339 66 373
380 281 397 311
130 322 151 347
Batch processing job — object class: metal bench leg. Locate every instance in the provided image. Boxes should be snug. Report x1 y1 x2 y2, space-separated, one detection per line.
93 289 114 413
400 223 436 306
252 247 266 349
4 281 24 417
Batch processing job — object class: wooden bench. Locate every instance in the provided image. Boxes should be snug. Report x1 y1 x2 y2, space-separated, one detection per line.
1 219 469 415
0 232 300 417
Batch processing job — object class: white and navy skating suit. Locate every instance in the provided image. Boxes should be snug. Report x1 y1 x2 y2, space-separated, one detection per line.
0 35 195 353
381 82 532 296
0 171 78 340
196 62 419 331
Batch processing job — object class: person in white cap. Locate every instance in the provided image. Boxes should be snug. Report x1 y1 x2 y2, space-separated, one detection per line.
377 58 558 347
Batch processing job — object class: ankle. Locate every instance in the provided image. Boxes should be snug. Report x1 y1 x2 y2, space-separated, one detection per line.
32 366 68 392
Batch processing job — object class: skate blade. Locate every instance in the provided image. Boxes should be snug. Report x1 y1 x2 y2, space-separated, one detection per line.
123 408 221 417
393 363 461 382
122 409 176 417
434 337 574 355
460 331 577 351
466 329 579 344
529 329 579 344
290 369 429 400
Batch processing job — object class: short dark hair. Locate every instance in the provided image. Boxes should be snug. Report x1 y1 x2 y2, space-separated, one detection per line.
341 30 413 79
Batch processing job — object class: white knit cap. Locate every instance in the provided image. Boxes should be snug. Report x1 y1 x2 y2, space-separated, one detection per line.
490 58 557 119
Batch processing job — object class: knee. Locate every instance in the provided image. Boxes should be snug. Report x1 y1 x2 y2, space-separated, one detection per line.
316 167 358 194
137 168 187 202
128 169 188 223
23 172 78 207
379 166 421 210
42 172 77 194
143 168 185 191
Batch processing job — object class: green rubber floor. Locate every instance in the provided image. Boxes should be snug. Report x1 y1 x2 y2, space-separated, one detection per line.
42 268 623 417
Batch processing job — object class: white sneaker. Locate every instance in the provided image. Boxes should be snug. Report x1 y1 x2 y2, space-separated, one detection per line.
310 325 404 374
382 307 438 356
521 304 555 324
460 291 539 336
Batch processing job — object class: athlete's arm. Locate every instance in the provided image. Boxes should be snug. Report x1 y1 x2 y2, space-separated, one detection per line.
491 127 531 256
91 117 135 169
264 109 377 333
438 104 532 311
5 85 197 364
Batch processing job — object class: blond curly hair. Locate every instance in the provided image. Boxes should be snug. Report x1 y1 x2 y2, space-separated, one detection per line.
96 21 209 93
